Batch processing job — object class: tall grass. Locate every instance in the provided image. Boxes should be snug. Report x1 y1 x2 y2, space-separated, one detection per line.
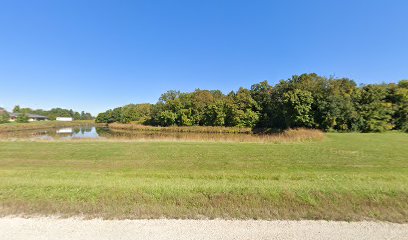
99 128 325 143
107 123 324 143
0 120 325 143
108 123 252 134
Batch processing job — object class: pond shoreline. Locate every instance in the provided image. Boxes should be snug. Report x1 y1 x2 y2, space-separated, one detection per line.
0 121 324 143
0 121 97 133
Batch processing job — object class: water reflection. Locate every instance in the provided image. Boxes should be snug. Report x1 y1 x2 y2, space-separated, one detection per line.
0 126 101 140
0 125 296 142
53 126 99 139
56 128 73 134
95 128 271 142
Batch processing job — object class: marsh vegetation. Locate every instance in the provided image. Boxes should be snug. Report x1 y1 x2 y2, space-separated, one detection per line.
0 122 324 143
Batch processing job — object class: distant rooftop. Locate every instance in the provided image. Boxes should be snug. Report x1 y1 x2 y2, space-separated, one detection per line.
9 113 48 119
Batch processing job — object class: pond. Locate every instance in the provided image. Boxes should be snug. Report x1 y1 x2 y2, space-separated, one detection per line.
0 125 319 143
0 126 103 140
0 125 268 142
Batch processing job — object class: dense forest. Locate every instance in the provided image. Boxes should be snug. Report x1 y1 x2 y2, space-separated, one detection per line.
96 73 408 133
11 106 93 121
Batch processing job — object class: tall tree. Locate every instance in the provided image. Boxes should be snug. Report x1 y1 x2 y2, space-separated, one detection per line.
356 85 394 132
281 89 314 128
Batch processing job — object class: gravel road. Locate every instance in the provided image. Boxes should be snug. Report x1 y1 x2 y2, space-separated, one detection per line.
1 217 407 240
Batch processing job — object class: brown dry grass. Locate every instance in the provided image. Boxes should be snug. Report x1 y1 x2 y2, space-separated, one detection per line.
109 123 252 134
98 128 324 143
0 122 325 143
104 124 325 143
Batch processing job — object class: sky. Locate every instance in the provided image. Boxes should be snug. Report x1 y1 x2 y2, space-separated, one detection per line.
0 0 407 115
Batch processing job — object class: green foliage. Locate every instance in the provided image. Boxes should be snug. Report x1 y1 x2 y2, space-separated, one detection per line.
203 103 226 126
158 110 177 126
96 104 153 124
314 79 359 131
96 73 408 132
16 113 29 123
250 81 273 127
356 85 394 132
282 89 314 128
12 105 93 120
95 107 122 124
12 105 20 113
144 89 260 128
0 112 9 124
226 88 260 128
121 104 152 123
393 87 408 131
399 80 408 89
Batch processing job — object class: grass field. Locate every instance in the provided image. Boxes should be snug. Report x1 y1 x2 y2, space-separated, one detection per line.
0 132 407 222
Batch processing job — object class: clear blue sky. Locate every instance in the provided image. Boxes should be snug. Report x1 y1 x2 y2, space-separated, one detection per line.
1 0 407 115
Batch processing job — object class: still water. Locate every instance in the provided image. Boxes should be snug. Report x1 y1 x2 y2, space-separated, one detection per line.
3 126 104 140
0 125 275 142
44 126 101 139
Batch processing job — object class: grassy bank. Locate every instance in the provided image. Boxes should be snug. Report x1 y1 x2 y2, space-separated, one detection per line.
101 128 325 143
0 120 95 132
108 123 252 134
0 133 407 222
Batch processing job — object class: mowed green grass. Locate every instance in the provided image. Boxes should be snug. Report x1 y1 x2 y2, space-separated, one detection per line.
0 133 407 222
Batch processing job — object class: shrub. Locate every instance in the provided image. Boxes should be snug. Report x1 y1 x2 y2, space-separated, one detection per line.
0 112 10 124
16 113 29 123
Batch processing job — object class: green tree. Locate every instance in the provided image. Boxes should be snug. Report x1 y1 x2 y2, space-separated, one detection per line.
356 85 394 132
399 80 408 89
12 105 21 113
282 89 314 128
120 104 152 123
224 88 260 128
203 102 226 126
250 81 273 128
16 113 29 123
95 112 108 123
158 110 177 126
0 112 10 124
94 73 407 132
314 78 359 131
393 87 408 131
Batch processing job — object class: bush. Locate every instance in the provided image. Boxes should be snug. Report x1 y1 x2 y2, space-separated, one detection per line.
402 124 408 133
16 113 29 123
0 112 10 124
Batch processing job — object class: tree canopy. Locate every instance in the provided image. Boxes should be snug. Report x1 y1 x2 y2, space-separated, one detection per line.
11 106 93 121
95 74 408 132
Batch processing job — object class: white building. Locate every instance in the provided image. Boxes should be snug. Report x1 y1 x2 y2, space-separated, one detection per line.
56 117 73 122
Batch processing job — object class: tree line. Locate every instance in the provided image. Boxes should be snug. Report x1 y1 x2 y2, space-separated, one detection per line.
1 105 94 122
96 73 408 132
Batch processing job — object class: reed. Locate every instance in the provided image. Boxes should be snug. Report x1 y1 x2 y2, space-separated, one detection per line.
98 128 323 143
106 123 324 143
108 123 253 133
